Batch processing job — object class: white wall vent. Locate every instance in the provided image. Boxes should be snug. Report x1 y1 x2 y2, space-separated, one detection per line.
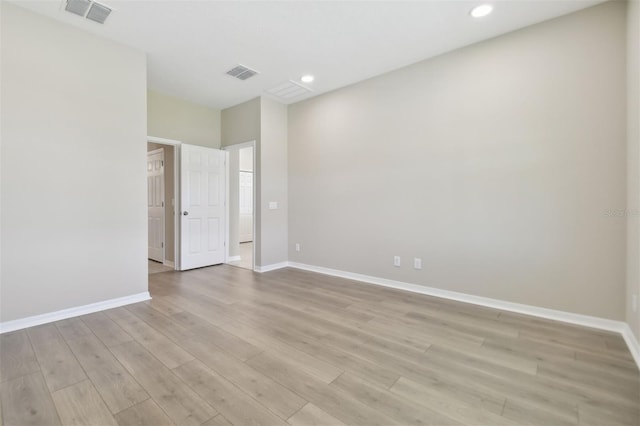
266 81 313 100
226 65 259 81
64 0 112 24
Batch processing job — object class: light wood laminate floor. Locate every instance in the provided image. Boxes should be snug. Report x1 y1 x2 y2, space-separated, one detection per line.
1 265 638 425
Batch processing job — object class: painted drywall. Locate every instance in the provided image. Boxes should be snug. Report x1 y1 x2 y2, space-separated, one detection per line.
1 4 148 322
147 143 175 263
222 98 261 263
148 90 221 148
288 2 626 320
627 0 640 339
221 97 287 268
260 97 288 267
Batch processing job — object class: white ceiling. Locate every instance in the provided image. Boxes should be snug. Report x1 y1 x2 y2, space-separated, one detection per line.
12 0 605 109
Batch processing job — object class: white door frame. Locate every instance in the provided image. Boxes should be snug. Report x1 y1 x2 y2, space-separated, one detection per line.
223 140 256 271
148 136 182 271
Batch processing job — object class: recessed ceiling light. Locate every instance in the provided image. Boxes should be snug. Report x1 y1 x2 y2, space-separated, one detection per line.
301 75 314 83
470 4 493 18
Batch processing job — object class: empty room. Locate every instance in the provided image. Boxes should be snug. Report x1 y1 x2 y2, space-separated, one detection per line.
1 0 640 425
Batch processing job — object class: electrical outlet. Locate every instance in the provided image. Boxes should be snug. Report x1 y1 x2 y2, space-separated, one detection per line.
295 243 301 252
393 256 401 267
414 258 422 270
633 294 638 313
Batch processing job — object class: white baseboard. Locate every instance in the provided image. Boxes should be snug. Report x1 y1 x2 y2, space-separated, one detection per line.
254 262 288 273
227 256 241 262
163 260 175 268
287 261 640 369
0 292 151 334
621 324 640 368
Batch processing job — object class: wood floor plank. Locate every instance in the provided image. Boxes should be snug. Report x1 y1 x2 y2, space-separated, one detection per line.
180 336 305 419
254 319 401 388
65 334 149 414
109 340 216 425
173 359 289 426
81 312 134 347
287 403 347 426
389 376 515 426
52 380 117 426
0 331 40 383
331 372 463 425
578 400 640 426
0 372 61 426
427 343 539 376
114 399 173 426
247 351 399 426
106 307 194 369
145 297 184 316
317 321 576 421
536 358 640 399
26 324 87 392
219 320 343 383
55 318 92 342
160 294 233 327
170 311 262 361
502 398 576 426
203 414 234 426
421 345 581 422
125 303 196 343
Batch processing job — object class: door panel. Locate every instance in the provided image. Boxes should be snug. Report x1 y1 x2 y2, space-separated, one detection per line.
180 144 226 270
147 149 164 262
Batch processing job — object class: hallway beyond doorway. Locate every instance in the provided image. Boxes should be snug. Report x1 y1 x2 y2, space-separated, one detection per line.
227 242 253 270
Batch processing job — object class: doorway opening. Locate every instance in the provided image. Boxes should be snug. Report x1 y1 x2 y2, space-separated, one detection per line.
147 141 177 273
225 141 256 271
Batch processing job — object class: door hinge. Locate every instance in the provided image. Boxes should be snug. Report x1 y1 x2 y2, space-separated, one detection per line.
161 160 164 167
162 201 164 207
161 242 164 248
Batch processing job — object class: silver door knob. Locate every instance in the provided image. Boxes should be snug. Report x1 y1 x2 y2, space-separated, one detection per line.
183 211 189 216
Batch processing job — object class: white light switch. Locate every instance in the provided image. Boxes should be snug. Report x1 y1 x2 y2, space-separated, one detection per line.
269 201 278 210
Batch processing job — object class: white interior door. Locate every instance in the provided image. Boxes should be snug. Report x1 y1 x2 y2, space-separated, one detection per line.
147 149 164 262
239 171 253 243
180 144 226 270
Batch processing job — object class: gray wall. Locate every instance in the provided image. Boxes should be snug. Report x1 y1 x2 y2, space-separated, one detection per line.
288 1 626 320
222 98 262 263
148 90 221 148
221 97 288 268
1 4 148 322
260 98 288 267
627 0 640 339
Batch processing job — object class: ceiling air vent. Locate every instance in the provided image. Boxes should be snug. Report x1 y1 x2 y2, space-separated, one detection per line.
65 0 91 16
226 65 259 81
266 81 313 100
63 0 112 24
86 2 112 24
